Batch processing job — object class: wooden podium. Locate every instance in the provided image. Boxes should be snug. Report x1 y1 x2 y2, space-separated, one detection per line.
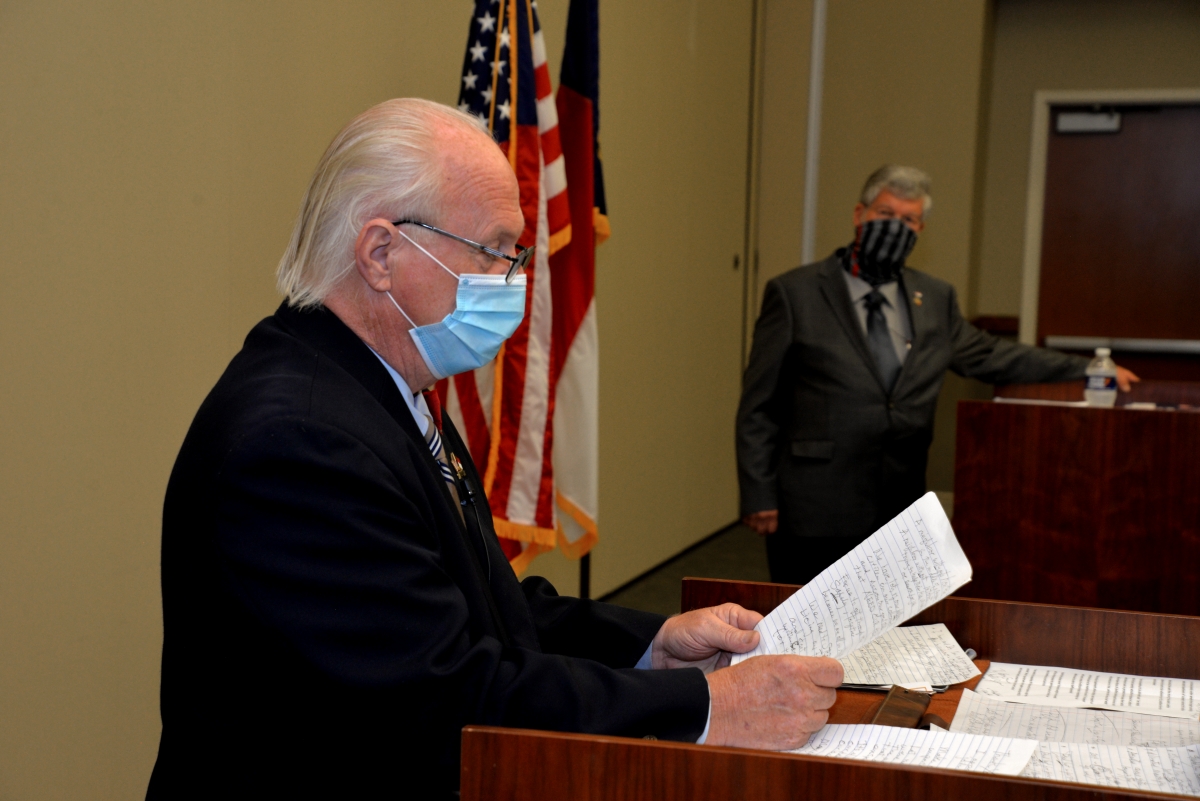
460 578 1200 800
953 389 1200 615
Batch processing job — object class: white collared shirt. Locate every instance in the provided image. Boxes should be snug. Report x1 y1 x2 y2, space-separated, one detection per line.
369 349 433 437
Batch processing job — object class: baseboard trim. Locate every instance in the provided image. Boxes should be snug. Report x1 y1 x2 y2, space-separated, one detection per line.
597 520 741 603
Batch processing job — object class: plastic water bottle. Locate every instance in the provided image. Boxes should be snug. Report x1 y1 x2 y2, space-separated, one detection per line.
1084 347 1118 407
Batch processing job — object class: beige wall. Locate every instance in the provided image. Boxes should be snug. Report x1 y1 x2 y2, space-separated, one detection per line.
580 0 754 596
817 1 990 293
973 0 1200 317
0 4 478 797
754 0 813 288
0 0 756 797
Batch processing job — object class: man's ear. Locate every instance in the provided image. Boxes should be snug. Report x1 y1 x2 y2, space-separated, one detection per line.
354 218 400 292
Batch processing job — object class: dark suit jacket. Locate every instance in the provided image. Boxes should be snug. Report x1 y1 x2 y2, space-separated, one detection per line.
147 304 708 799
736 254 1087 540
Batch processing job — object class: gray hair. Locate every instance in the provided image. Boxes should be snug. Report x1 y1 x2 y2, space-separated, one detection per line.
276 98 489 309
860 165 933 216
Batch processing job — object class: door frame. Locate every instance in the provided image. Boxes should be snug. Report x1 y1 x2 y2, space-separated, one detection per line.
1018 88 1200 345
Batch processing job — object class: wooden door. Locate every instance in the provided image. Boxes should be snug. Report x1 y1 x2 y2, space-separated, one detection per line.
1037 104 1200 379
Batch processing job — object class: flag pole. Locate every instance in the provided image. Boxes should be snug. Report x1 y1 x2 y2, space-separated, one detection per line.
580 553 591 599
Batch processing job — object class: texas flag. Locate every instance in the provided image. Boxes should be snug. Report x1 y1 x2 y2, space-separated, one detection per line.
550 0 607 562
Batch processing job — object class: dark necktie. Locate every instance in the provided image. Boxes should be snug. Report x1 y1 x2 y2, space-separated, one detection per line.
420 390 463 519
422 388 492 575
864 290 902 394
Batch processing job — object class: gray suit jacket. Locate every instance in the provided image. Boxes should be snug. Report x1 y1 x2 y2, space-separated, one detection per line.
736 254 1087 540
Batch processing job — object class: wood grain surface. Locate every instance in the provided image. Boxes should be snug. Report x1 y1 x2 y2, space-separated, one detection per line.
953 399 1200 615
462 721 1159 801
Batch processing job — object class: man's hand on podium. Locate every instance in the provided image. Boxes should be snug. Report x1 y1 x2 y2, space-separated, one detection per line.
706 654 843 751
1116 365 1140 392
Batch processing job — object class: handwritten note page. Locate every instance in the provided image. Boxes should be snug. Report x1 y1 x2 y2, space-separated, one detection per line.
840 623 980 688
789 724 1037 776
951 689 1200 747
1020 742 1200 796
733 492 971 665
976 663 1200 720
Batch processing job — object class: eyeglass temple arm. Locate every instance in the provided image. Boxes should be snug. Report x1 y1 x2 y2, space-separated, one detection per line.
394 219 519 264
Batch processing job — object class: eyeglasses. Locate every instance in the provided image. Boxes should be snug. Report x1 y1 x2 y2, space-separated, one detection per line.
393 219 533 284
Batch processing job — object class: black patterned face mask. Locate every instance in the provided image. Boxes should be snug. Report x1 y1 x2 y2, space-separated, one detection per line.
844 218 918 286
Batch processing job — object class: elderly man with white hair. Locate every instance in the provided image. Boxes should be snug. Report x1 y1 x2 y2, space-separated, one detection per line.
146 98 842 799
737 165 1138 587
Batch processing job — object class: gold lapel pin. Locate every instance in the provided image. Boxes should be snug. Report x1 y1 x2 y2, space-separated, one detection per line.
913 290 923 306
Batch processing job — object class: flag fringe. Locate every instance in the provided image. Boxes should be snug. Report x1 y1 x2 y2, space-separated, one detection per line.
507 541 554 576
548 223 573 256
555 490 598 559
593 208 611 245
492 515 558 548
556 525 598 561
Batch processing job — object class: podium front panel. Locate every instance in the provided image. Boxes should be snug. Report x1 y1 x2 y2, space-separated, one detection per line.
953 399 1200 615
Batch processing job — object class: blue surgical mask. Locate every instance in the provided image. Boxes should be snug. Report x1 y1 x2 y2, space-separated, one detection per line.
385 230 527 380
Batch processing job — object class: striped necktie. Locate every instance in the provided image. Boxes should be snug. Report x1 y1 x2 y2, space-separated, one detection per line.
421 390 463 517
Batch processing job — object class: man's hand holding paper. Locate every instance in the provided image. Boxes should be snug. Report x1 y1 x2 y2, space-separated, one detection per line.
648 600 844 749
650 603 764 672
732 492 973 668
705 654 843 750
684 491 974 751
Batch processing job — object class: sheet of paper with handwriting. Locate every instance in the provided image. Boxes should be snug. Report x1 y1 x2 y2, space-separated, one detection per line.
951 688 1200 746
976 663 1200 720
839 623 980 690
788 723 1037 776
1020 742 1200 796
732 491 972 665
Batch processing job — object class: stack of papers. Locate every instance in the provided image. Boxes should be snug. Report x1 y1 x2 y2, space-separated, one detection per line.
946 679 1200 794
732 492 978 690
787 710 1200 795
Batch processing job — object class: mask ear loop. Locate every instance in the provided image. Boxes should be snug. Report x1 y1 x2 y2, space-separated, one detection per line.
396 228 461 280
385 289 418 328
384 227 462 327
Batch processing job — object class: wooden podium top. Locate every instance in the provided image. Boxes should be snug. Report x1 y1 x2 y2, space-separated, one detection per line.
460 578 1200 800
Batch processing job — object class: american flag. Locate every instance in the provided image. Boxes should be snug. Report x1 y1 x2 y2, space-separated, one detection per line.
440 0 574 573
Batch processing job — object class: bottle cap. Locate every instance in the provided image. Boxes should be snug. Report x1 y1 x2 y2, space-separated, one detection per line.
1096 347 1111 357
